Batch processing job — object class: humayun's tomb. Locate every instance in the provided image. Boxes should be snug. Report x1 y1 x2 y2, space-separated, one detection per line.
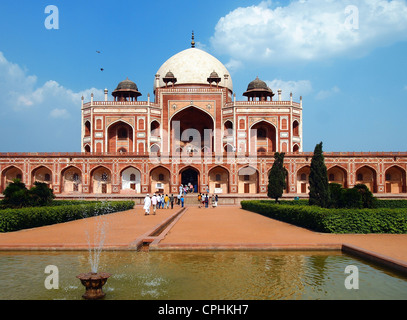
1 37 406 202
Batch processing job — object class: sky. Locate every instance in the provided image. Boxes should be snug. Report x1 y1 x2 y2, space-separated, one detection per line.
0 0 406 153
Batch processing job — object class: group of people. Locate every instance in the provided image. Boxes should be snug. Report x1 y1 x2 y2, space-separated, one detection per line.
143 192 186 215
143 186 219 215
179 183 195 195
197 193 218 208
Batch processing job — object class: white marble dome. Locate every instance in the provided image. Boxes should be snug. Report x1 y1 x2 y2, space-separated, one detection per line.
154 48 233 92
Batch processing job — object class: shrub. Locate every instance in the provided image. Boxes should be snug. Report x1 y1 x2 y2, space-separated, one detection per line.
2 179 30 208
29 182 55 206
241 200 407 234
0 200 135 232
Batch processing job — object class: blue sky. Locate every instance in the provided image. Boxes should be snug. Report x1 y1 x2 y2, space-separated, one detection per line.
0 0 406 152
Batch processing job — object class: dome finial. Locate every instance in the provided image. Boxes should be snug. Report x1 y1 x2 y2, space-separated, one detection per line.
191 31 195 48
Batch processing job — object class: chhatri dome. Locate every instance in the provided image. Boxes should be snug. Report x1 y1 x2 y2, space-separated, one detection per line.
154 33 233 92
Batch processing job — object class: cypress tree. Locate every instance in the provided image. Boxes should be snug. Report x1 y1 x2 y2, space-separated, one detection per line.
267 152 287 203
309 142 330 207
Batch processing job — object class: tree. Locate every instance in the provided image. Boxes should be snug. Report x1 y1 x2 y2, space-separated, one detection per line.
353 184 377 208
309 142 330 208
267 152 287 203
29 182 55 206
2 179 30 208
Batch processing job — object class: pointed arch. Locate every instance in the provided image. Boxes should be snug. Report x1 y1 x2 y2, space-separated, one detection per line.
149 165 171 194
327 165 348 188
209 165 230 194
90 165 112 194
355 165 377 193
61 165 83 193
120 166 141 193
384 165 406 194
238 165 259 193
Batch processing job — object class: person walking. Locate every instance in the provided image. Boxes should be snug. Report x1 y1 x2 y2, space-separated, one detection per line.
197 193 202 208
205 193 209 208
143 194 151 215
165 194 169 209
151 194 157 215
177 193 181 205
201 193 205 208
181 195 185 207
170 194 174 209
215 194 218 207
160 194 165 209
157 194 161 209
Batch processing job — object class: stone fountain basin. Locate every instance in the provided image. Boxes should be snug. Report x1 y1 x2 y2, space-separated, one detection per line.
76 272 111 300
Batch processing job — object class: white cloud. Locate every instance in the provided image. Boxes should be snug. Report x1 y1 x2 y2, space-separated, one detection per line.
265 79 313 100
315 86 341 100
210 0 407 65
50 108 70 119
0 51 103 116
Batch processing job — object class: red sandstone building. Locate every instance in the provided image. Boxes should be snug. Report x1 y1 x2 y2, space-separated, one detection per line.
1 41 406 200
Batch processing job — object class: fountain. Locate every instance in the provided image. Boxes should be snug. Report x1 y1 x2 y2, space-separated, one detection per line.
76 189 112 299
76 271 111 299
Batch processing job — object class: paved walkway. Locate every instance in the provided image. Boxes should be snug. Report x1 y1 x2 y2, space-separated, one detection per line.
1 205 407 273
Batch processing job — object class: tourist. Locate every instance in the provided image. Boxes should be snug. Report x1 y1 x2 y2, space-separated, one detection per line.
160 194 165 209
212 194 217 208
197 193 202 208
177 193 181 205
151 194 157 215
190 184 193 193
215 194 218 206
170 194 174 209
201 193 205 208
205 193 209 208
165 194 169 209
181 195 184 207
143 194 151 215
179 184 183 195
157 194 161 209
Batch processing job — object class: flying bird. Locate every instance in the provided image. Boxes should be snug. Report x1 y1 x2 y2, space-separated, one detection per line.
96 50 101 53
100 68 104 71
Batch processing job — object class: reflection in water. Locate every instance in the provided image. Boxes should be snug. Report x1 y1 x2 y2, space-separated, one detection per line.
0 251 406 300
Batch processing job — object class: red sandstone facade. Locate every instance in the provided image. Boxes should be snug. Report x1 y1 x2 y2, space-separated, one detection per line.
1 46 406 198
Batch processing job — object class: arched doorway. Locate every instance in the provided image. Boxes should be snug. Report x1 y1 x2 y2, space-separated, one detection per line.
121 167 141 193
355 166 377 193
150 166 170 194
208 166 229 194
327 166 348 188
180 167 199 193
170 106 214 154
250 121 276 153
91 166 112 194
61 166 82 193
31 166 53 189
238 166 259 193
385 166 406 194
1 166 23 192
297 166 310 194
107 121 134 153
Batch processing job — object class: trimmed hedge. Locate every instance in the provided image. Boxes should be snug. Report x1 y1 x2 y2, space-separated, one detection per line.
0 201 134 232
241 200 407 234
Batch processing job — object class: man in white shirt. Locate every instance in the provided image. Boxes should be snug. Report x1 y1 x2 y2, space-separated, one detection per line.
143 194 151 215
151 194 158 215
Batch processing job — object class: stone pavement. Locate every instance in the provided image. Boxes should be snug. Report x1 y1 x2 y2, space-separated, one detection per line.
0 204 407 273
